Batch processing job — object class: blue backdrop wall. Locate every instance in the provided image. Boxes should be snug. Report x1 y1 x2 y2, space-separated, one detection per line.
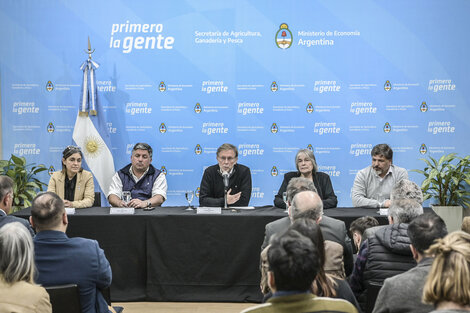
1 0 469 206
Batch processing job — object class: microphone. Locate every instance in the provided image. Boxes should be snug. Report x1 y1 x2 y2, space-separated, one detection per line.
222 172 230 190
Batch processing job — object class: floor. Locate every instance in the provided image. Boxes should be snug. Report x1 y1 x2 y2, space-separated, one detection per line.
113 302 255 313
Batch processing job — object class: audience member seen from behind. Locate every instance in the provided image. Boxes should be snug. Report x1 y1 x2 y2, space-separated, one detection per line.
243 229 357 313
291 190 353 277
0 176 35 236
260 217 357 307
30 192 113 313
349 199 423 311
48 145 95 208
274 148 337 209
373 213 448 313
423 231 470 313
0 222 51 313
262 182 354 277
352 144 408 208
290 218 361 311
260 188 348 299
349 216 379 252
354 179 422 252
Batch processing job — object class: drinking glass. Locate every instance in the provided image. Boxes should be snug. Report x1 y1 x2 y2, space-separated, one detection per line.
122 191 131 206
375 195 384 213
185 190 194 211
282 192 289 213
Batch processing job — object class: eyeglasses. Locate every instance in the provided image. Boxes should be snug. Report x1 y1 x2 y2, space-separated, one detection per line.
218 156 236 162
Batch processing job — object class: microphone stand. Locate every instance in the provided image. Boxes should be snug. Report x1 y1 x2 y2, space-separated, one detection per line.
222 172 229 209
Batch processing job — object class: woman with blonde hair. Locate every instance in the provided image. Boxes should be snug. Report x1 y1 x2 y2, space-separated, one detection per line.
0 222 52 313
48 145 95 208
423 231 470 313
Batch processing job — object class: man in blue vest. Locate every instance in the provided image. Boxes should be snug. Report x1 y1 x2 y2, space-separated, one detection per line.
108 143 167 208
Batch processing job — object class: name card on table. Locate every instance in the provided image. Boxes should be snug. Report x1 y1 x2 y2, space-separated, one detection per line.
230 206 255 210
197 207 222 215
65 207 75 215
379 208 389 216
110 207 135 215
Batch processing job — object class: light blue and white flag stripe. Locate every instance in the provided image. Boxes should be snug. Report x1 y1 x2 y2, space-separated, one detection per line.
73 58 115 203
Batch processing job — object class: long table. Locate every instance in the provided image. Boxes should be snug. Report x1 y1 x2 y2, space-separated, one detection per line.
15 206 389 302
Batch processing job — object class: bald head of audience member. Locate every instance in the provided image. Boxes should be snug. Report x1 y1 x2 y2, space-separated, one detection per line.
290 190 324 222
29 192 67 233
390 179 424 204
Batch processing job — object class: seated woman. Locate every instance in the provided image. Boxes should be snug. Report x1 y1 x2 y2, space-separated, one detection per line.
423 231 470 313
48 146 94 208
0 222 52 312
274 149 337 209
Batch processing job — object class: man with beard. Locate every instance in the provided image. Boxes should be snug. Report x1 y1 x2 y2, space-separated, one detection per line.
351 144 408 208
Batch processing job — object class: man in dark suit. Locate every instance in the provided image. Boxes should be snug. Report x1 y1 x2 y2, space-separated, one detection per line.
261 177 353 276
30 192 113 313
0 175 34 236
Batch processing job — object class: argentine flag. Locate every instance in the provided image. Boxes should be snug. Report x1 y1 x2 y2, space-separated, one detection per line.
72 57 115 202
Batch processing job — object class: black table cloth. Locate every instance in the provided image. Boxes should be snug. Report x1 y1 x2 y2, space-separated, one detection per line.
15 206 390 302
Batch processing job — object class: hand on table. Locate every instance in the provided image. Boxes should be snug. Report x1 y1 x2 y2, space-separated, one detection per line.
128 198 148 209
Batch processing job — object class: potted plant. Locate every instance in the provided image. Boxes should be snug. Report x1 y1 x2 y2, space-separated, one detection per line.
0 154 48 213
413 153 470 232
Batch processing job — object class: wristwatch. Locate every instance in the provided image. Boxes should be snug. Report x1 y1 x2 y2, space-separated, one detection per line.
146 201 151 208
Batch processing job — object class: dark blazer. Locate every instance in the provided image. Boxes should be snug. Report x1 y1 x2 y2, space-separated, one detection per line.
199 163 252 207
261 216 354 276
274 171 337 209
0 210 35 236
34 230 112 313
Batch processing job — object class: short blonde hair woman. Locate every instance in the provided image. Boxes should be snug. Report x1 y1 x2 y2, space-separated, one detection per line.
0 222 52 313
274 149 338 209
423 231 470 313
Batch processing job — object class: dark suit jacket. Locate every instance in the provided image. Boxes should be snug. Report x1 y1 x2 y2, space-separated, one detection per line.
274 171 338 209
261 216 354 276
0 210 35 236
34 230 112 313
